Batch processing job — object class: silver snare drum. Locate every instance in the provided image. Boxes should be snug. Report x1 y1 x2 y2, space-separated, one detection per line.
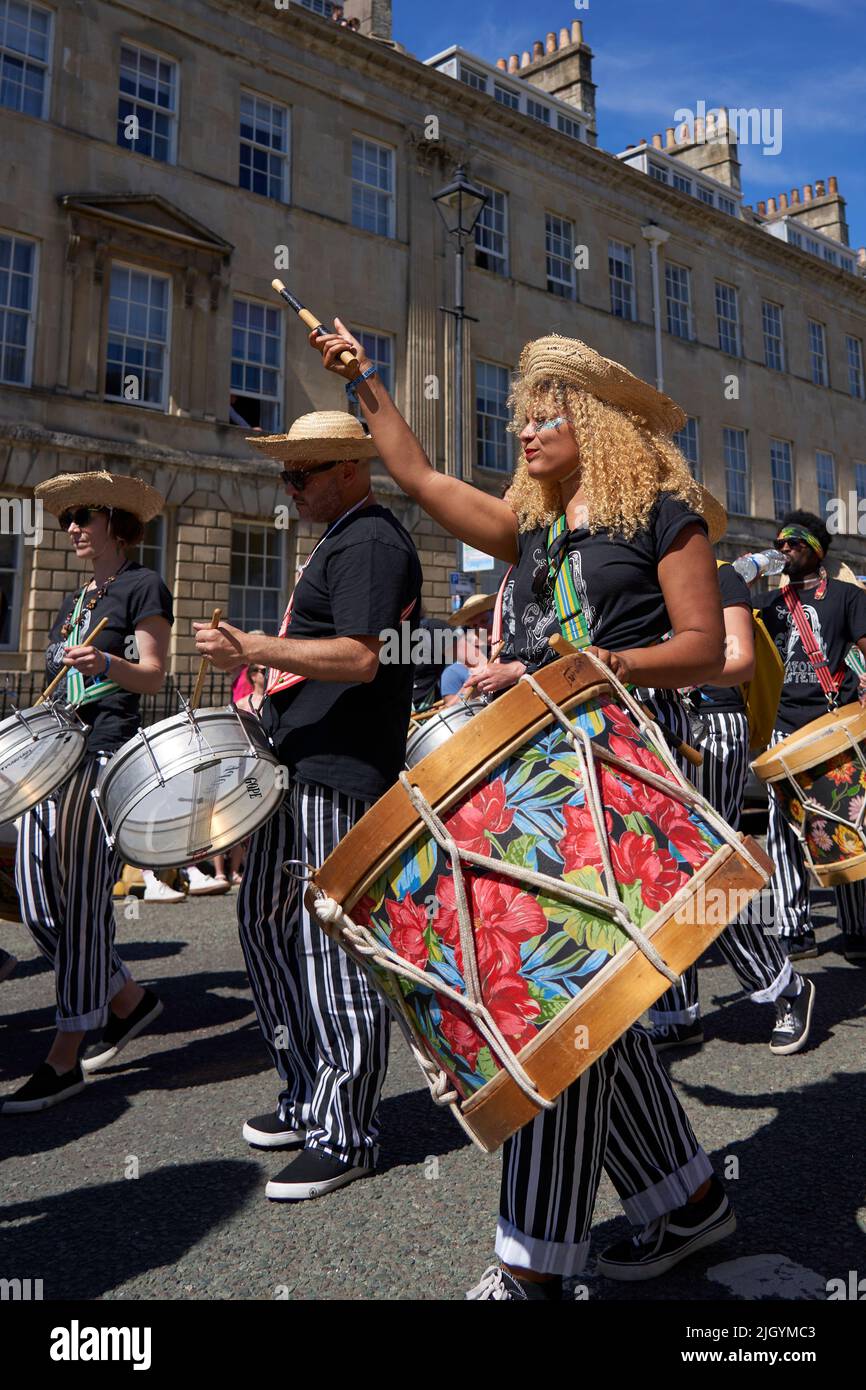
0 703 88 825
94 705 285 869
405 698 487 768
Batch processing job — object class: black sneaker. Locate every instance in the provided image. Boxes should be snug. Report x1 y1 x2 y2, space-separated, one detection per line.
647 1019 704 1052
242 1111 306 1149
80 989 163 1073
1 1061 86 1114
265 1148 373 1201
596 1176 735 1281
842 934 866 962
770 977 815 1055
0 951 17 983
465 1265 563 1300
781 930 818 960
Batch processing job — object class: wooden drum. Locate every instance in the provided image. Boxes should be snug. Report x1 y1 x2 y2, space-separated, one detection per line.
307 652 772 1152
752 701 866 887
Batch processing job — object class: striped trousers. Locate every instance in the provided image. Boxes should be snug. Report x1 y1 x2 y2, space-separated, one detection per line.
650 710 791 1025
762 725 866 939
14 755 129 1031
237 780 390 1169
498 694 711 1275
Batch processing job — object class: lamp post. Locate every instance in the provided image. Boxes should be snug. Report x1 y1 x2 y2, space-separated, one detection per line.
432 165 487 582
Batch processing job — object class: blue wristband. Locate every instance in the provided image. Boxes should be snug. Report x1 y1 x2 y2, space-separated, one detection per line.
345 364 378 400
102 651 111 677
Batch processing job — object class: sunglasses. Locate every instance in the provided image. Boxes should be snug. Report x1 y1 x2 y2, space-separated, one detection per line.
58 506 109 530
279 460 340 492
776 538 807 552
247 666 267 676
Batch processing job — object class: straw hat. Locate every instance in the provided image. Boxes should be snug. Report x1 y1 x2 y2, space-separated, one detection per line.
448 592 496 628
517 334 687 435
693 484 727 545
828 559 866 591
246 411 378 463
35 470 164 523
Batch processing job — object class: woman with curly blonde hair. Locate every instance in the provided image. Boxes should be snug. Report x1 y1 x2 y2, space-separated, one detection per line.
311 322 735 1300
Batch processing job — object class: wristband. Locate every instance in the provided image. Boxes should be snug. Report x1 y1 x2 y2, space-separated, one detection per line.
102 651 111 677
345 364 378 400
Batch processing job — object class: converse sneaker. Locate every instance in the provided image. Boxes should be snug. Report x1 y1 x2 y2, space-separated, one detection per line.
80 989 163 1073
647 1019 704 1052
265 1148 373 1201
770 976 815 1055
465 1265 563 1301
780 930 818 961
142 872 186 904
596 1176 735 1281
842 933 866 962
185 865 230 896
242 1111 306 1149
1 1061 86 1113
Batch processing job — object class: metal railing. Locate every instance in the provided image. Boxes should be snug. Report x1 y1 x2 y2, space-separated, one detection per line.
0 672 238 727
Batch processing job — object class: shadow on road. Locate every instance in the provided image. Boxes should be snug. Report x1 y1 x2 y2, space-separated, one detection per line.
0 1162 259 1299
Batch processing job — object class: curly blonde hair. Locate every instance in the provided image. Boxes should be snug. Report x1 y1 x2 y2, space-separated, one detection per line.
505 377 701 538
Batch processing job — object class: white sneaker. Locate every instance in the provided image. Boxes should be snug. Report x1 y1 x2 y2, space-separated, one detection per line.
185 865 230 896
142 872 186 904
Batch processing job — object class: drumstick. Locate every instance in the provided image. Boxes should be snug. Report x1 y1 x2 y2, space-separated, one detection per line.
547 634 703 768
36 616 110 704
192 608 222 709
271 280 360 376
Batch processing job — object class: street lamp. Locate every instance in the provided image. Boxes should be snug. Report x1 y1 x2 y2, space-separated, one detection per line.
432 165 487 586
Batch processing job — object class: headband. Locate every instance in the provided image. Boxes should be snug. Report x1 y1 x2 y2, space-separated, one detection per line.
777 524 825 559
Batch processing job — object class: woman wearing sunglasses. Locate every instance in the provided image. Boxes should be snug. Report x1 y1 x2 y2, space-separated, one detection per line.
310 322 745 1298
2 472 173 1113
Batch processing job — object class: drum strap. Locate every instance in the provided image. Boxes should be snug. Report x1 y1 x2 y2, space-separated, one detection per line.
781 583 844 710
63 587 122 708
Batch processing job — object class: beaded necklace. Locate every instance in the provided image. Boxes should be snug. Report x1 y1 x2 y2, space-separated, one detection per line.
59 560 129 640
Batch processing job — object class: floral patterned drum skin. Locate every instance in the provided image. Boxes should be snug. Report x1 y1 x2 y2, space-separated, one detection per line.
752 701 866 888
309 654 772 1151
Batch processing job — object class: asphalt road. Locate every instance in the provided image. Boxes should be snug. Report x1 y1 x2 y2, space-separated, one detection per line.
1 890 864 1302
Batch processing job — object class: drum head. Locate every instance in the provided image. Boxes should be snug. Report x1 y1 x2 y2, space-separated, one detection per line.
112 752 284 868
0 710 87 825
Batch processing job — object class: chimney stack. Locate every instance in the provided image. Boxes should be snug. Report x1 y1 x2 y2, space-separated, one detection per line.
515 14 597 145
341 0 392 41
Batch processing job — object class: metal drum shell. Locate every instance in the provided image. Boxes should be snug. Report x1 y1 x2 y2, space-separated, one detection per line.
0 704 88 825
405 700 487 768
95 706 285 870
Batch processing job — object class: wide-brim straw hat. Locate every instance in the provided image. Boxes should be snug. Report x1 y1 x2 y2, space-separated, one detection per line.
693 484 727 545
517 334 687 435
448 592 497 628
246 411 378 463
35 470 164 523
828 560 866 590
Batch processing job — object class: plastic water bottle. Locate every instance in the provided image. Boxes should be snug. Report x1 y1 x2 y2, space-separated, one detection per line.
732 549 787 584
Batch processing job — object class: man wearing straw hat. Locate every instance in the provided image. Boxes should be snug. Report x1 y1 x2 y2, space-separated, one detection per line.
195 410 422 1200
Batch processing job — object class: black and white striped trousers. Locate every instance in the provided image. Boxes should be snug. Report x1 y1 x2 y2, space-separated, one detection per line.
498 1024 711 1274
762 726 866 939
237 780 390 1169
14 755 129 1031
650 710 791 1024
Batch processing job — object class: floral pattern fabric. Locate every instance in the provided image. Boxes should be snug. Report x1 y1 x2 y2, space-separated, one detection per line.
775 751 866 870
353 697 724 1100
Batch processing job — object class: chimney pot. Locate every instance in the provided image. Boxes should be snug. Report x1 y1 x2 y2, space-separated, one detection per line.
677 122 690 144
757 201 767 215
858 247 866 267
507 53 519 72
521 50 531 68
695 115 705 142
778 192 788 210
559 26 570 47
815 179 826 197
651 132 663 148
571 19 583 43
829 175 839 194
546 31 557 54
665 126 675 147
532 39 544 60
790 187 800 204
496 57 506 70
804 184 813 201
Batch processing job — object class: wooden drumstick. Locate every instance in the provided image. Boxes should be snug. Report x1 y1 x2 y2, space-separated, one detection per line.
192 608 222 709
271 280 360 377
36 616 110 704
547 634 703 767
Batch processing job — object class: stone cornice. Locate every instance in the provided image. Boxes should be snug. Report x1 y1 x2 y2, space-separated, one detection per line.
0 422 279 478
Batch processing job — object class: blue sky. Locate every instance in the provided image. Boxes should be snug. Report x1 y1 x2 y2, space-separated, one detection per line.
394 0 866 253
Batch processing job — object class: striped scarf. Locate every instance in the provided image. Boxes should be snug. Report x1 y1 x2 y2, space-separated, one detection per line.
63 587 121 707
547 514 592 649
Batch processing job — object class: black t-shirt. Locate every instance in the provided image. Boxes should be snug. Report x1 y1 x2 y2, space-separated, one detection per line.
699 563 749 714
46 562 174 754
755 577 866 732
263 504 423 801
500 493 707 667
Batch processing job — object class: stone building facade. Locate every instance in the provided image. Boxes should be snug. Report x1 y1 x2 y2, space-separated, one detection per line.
1 0 865 681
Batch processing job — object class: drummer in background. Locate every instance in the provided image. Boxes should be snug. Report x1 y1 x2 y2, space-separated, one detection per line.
1 472 172 1114
752 510 866 964
195 411 422 1201
647 561 814 1056
311 322 738 1299
441 593 494 706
